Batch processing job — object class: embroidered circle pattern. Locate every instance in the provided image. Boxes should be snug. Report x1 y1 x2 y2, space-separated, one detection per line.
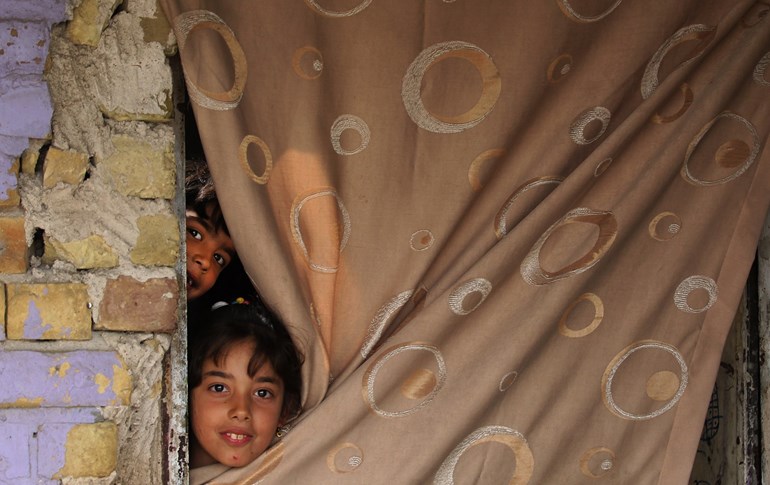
648 211 682 241
557 0 623 23
602 340 688 420
520 208 618 286
580 447 616 478
290 188 351 273
641 24 715 99
363 343 447 418
360 290 414 359
331 114 371 156
238 135 272 184
494 176 563 239
681 112 760 186
327 442 364 474
448 278 492 315
433 425 534 485
570 107 611 145
402 41 501 133
674 275 718 313
558 293 604 338
173 10 247 111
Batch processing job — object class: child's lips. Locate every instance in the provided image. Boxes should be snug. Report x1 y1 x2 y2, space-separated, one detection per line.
220 430 254 446
186 271 197 289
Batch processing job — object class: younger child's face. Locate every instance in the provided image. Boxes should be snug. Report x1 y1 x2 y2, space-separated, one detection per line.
191 340 285 468
186 209 236 300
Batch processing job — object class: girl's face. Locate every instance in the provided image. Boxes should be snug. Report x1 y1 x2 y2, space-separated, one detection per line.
190 341 285 468
186 209 236 301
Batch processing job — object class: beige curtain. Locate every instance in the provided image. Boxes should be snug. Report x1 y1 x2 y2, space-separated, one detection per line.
160 1 770 483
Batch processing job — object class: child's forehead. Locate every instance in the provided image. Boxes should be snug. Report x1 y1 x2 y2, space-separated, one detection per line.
204 342 281 379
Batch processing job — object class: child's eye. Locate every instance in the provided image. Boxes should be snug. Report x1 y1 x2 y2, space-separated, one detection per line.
188 228 202 240
255 389 273 399
208 383 227 393
214 253 227 267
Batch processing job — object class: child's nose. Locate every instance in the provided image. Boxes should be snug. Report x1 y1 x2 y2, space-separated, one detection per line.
229 396 251 421
192 251 211 270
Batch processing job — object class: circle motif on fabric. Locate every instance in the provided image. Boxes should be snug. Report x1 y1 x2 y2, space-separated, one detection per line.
410 230 435 251
468 148 504 191
327 442 364 473
292 46 324 80
363 343 447 418
681 112 760 186
238 135 272 184
360 290 414 359
433 425 534 485
580 447 616 478
547 54 573 83
570 107 611 145
557 0 623 22
403 41 501 133
290 188 351 273
174 10 247 110
331 115 371 156
448 278 492 315
520 208 618 286
304 0 373 17
594 157 613 177
602 340 688 420
648 212 681 241
558 293 604 338
753 52 770 86
674 275 717 313
494 176 563 239
641 24 715 99
499 371 518 392
651 83 693 124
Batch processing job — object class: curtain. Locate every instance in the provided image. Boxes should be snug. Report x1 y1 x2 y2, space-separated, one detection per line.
160 1 770 483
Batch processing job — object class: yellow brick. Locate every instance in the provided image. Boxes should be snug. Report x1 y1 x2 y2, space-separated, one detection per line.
101 135 175 199
0 216 28 274
130 214 179 266
43 147 89 188
0 157 20 209
44 234 119 269
56 422 117 478
7 283 91 340
20 139 48 175
66 0 122 47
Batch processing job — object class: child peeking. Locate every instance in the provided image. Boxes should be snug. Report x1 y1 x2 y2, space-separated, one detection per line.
185 162 236 301
188 302 303 469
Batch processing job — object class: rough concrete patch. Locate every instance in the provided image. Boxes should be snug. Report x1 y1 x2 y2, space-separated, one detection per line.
46 24 111 157
19 168 173 262
93 12 172 122
101 332 169 485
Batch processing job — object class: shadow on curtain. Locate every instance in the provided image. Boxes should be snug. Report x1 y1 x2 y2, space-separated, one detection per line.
160 0 770 483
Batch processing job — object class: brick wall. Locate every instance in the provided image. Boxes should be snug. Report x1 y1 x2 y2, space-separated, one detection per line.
0 0 182 483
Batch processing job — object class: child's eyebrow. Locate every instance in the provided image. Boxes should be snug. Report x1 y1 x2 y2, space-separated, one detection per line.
202 370 232 379
254 375 281 385
187 214 215 233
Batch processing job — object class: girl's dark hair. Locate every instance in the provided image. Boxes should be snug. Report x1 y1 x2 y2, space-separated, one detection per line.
185 160 229 236
188 303 303 421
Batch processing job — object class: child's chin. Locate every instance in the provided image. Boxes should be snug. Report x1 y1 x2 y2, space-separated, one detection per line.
220 454 257 468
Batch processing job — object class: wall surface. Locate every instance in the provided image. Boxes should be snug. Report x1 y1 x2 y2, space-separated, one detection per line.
0 0 181 483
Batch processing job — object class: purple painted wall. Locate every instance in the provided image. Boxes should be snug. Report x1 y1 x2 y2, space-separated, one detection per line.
0 4 109 482
0 0 66 203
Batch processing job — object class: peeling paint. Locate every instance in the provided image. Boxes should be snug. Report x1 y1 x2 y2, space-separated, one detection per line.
94 373 110 394
0 397 44 409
